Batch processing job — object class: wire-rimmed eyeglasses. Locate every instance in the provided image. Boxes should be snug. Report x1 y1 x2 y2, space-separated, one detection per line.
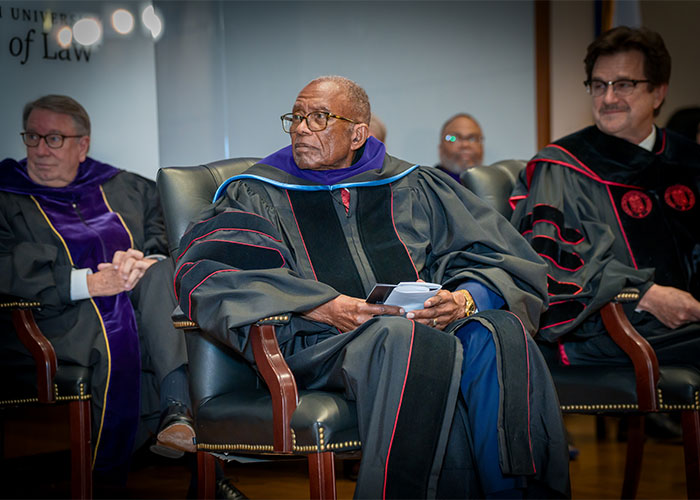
281 111 357 134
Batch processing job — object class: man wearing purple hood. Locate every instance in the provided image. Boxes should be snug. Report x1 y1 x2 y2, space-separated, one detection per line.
0 95 194 484
175 76 569 498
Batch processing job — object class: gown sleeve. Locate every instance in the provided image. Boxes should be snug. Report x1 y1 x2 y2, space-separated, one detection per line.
510 161 654 342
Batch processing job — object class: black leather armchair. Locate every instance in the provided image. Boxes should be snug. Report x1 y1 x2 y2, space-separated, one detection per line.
0 295 92 499
157 158 360 500
461 160 700 499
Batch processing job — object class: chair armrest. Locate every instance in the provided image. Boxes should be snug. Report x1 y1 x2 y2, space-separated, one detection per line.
600 289 659 411
250 317 299 453
172 308 300 453
0 296 57 403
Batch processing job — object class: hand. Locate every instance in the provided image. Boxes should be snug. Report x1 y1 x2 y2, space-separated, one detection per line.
110 249 158 291
636 284 700 329
302 294 404 333
87 265 128 297
405 289 466 330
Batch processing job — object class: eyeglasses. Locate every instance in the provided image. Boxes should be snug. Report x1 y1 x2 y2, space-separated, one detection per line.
584 79 651 97
281 111 357 133
21 132 83 149
444 134 484 145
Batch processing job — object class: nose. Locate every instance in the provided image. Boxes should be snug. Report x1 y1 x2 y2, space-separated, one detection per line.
295 117 312 135
602 84 618 103
34 137 52 155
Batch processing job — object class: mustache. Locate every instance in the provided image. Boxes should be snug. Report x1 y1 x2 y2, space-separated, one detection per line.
600 104 629 113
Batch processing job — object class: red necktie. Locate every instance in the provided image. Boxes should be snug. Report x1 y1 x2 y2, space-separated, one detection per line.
341 188 350 214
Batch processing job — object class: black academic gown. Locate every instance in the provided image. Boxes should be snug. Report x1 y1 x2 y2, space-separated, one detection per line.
511 126 700 368
0 157 187 476
176 151 569 498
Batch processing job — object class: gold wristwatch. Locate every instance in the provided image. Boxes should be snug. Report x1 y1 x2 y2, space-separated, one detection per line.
456 289 477 318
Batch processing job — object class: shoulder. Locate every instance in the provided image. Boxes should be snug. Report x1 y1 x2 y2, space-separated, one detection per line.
105 170 156 191
526 127 607 187
532 127 594 165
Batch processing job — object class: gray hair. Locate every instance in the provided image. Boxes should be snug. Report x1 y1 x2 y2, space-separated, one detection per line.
23 95 91 136
307 75 371 124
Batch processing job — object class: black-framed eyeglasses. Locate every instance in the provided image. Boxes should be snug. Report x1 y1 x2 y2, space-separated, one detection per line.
584 79 651 97
444 133 484 145
21 132 83 149
280 111 357 134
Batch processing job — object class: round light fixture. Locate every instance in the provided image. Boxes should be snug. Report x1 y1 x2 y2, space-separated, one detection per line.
73 18 102 46
112 9 134 35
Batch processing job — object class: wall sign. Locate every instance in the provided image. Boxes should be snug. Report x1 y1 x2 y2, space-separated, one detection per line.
2 4 93 64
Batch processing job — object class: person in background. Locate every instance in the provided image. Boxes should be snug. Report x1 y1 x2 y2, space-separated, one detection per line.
511 26 700 440
0 95 194 486
175 75 569 498
368 112 387 143
436 113 485 182
666 106 700 144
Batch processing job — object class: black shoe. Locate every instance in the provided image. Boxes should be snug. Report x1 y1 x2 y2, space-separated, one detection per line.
216 478 248 500
150 401 196 458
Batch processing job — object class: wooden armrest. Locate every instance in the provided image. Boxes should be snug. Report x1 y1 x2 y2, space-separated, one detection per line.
173 308 300 453
3 298 57 403
250 321 299 453
600 301 659 411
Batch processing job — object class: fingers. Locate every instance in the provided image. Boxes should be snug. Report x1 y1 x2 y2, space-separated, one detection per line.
403 290 467 330
96 251 155 292
123 259 157 290
366 303 404 317
112 248 145 268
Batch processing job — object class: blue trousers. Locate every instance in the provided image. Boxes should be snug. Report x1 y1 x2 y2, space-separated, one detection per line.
455 321 520 497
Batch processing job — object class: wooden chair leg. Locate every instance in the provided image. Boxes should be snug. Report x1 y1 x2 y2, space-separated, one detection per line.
681 410 700 499
69 399 92 500
621 415 645 499
197 451 217 499
308 451 336 500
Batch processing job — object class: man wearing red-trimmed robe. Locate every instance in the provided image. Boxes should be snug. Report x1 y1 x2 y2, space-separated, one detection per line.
511 27 700 372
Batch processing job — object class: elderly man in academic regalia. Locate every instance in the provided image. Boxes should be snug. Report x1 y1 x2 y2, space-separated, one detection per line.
175 76 570 499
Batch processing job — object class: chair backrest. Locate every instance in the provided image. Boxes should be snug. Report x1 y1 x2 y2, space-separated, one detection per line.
157 158 262 410
156 157 260 255
459 159 526 219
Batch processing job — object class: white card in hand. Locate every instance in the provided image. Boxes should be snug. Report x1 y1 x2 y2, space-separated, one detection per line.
383 281 441 311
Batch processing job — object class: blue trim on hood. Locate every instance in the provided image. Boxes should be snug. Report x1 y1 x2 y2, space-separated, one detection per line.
213 164 421 202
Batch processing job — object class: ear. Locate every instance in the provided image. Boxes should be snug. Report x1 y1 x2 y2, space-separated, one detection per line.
652 83 668 111
78 135 90 162
350 123 369 151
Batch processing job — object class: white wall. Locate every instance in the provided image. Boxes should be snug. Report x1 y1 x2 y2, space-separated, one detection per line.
155 1 537 168
550 1 595 140
0 1 159 178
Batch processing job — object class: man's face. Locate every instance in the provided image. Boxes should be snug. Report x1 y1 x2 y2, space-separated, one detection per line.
438 116 484 173
591 50 667 144
290 81 362 170
25 108 89 187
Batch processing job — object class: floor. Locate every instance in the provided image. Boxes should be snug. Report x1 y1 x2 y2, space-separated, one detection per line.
0 407 688 499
